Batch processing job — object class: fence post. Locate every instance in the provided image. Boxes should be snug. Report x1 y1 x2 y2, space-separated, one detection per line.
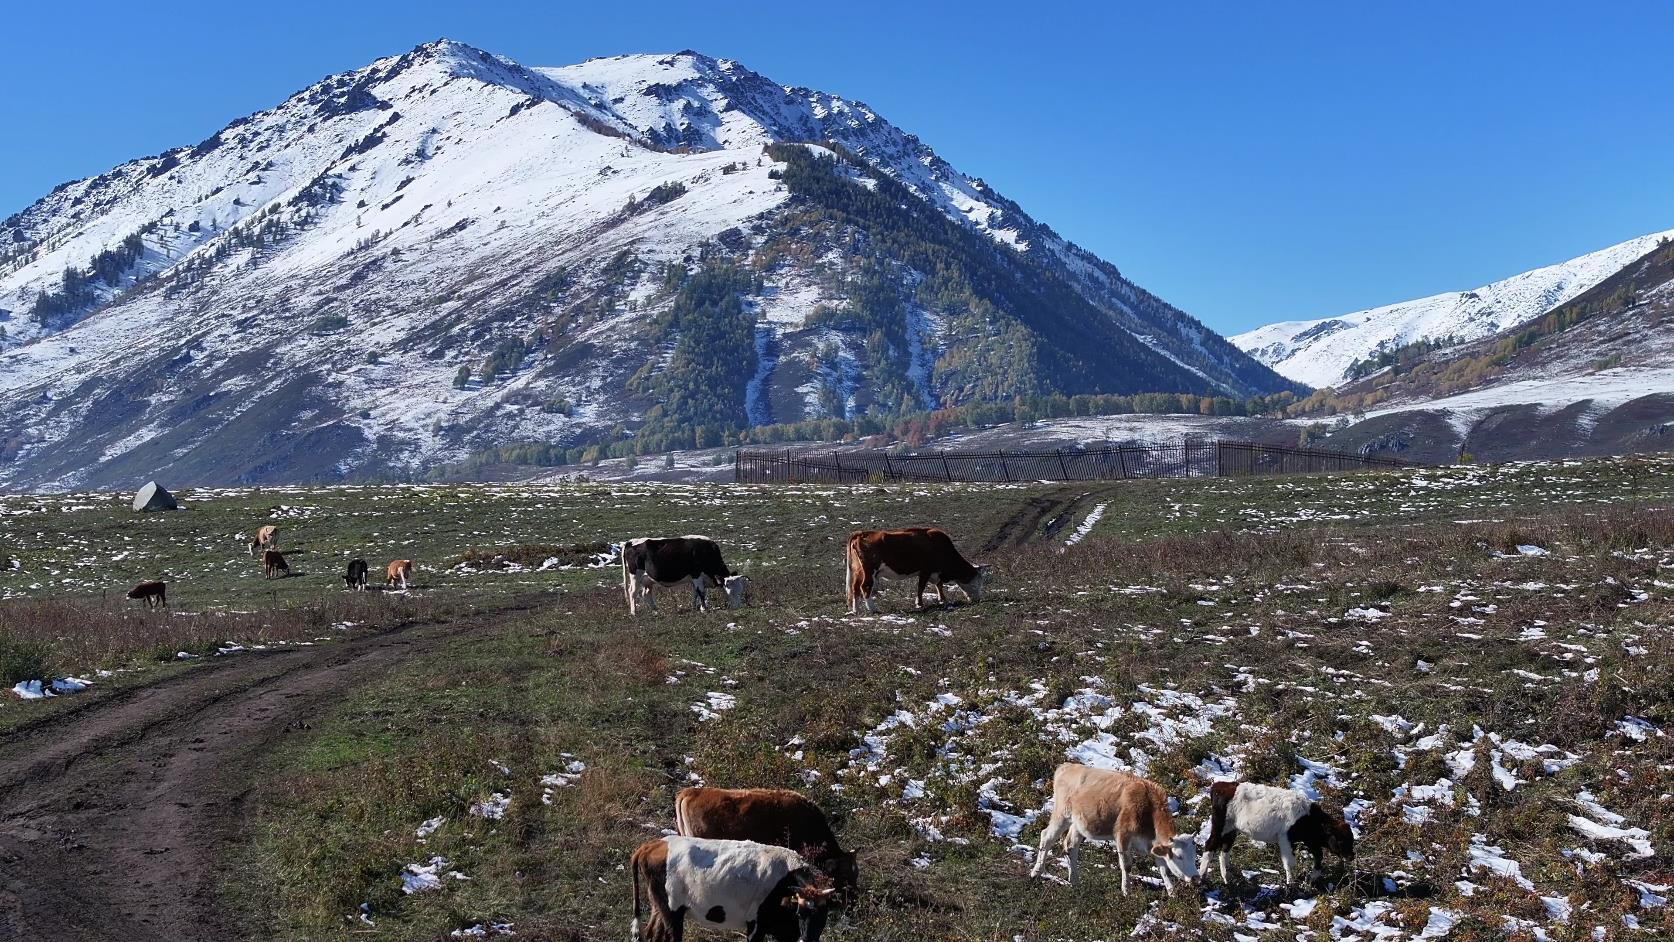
998 449 1011 482
1117 444 1130 479
883 453 894 479
941 454 952 481
1056 448 1069 480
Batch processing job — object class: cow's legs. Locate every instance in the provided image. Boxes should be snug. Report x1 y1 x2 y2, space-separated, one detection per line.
1065 829 1084 886
1218 848 1231 883
915 573 931 608
1278 835 1297 885
1114 840 1129 896
1155 851 1175 896
1030 808 1070 877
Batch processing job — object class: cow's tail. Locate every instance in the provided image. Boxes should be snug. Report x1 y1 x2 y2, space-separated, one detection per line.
672 790 688 836
843 535 854 605
629 849 642 942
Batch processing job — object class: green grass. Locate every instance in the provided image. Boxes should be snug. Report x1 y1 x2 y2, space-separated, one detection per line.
6 457 1674 939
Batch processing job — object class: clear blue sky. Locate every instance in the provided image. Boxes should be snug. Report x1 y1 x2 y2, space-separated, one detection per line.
4 1 1671 334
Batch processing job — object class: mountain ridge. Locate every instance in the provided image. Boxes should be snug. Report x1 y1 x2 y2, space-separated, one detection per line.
1232 227 1674 389
0 39 1295 489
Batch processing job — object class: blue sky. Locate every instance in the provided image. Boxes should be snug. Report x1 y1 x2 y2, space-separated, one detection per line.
3 1 1671 334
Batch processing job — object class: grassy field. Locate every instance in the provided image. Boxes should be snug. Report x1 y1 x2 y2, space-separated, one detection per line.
2 457 1672 940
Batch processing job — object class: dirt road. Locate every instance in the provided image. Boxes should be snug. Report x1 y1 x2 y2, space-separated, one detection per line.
0 607 522 941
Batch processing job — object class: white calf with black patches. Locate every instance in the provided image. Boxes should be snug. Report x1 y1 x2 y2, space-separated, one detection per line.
629 835 834 942
1205 780 1356 885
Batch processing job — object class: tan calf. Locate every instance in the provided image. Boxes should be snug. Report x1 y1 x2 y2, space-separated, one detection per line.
248 524 280 557
386 559 413 590
1029 763 1200 895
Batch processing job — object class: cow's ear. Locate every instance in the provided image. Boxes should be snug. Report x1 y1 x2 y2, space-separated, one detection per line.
1149 842 1169 858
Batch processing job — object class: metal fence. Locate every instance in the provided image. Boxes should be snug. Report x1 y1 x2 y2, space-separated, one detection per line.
734 440 1415 484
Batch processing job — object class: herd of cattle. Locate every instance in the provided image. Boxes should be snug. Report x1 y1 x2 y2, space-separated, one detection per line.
115 522 1355 939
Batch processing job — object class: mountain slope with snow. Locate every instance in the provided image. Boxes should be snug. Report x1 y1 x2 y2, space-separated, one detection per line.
0 41 1293 489
1232 229 1674 389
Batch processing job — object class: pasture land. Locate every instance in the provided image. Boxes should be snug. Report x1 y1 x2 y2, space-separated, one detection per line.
0 456 1671 940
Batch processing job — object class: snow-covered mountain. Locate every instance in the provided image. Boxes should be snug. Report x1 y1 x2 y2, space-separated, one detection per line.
1232 229 1674 389
0 40 1293 489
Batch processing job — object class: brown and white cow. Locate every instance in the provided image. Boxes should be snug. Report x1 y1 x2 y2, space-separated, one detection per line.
675 787 858 899
386 559 413 590
126 580 167 609
845 528 988 614
1204 781 1354 885
630 836 834 942
1030 764 1200 895
262 550 290 579
248 524 280 558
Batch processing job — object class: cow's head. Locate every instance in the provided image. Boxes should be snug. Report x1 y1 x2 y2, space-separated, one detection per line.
957 564 991 603
1150 834 1200 886
1314 805 1356 860
818 849 859 900
781 874 836 942
721 574 747 608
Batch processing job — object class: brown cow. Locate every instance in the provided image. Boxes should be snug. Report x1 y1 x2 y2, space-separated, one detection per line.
629 835 834 942
386 559 413 590
126 580 167 609
675 787 858 898
248 524 280 558
1029 764 1200 895
263 549 289 579
845 527 989 613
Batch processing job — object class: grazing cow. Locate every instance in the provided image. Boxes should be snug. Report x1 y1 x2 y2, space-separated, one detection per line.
621 536 745 615
629 836 834 942
262 550 289 579
344 558 369 591
674 787 859 899
1204 781 1354 885
845 528 989 614
1030 764 1200 896
248 524 280 558
386 559 413 590
126 580 167 609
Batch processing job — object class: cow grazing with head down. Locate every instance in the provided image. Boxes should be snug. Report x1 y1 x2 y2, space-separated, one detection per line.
386 559 413 590
1204 781 1354 885
674 787 858 900
1030 764 1200 896
344 558 369 591
248 524 280 558
845 528 989 614
127 580 167 609
622 536 745 615
630 836 835 942
262 550 289 579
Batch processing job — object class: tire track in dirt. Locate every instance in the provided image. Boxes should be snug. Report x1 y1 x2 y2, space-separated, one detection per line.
981 487 1083 553
0 604 537 942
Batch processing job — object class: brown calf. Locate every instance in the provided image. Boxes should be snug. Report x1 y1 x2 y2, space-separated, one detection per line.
1029 763 1200 895
126 580 167 609
674 787 858 898
845 527 989 613
386 559 413 589
248 524 280 558
262 549 289 579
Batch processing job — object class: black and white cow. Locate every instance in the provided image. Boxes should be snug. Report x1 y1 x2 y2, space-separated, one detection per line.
630 835 835 942
1204 780 1355 885
344 558 369 591
622 536 746 615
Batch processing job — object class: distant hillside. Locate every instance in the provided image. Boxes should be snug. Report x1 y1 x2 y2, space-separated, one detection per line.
1233 228 1674 388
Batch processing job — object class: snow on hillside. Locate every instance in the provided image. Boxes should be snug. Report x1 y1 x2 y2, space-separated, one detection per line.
1233 229 1674 389
0 40 1290 490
